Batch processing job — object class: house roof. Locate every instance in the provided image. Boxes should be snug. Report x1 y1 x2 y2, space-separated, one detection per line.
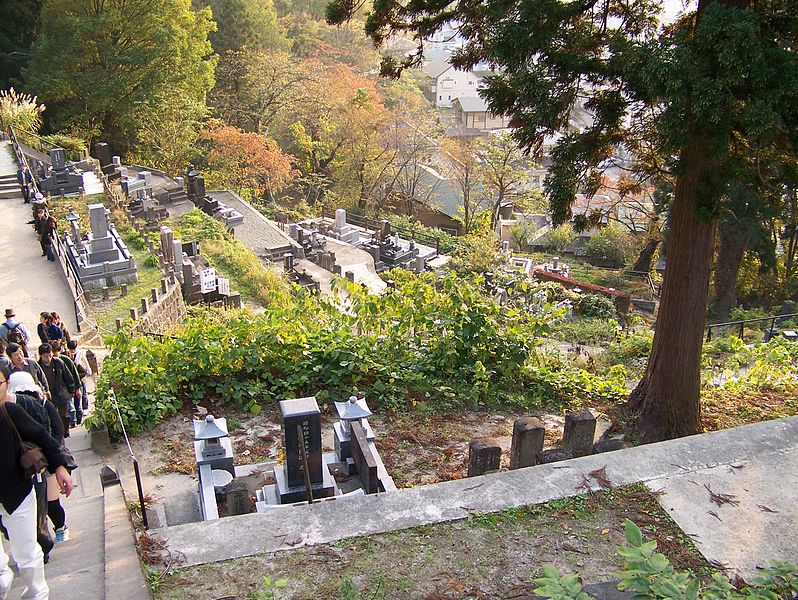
453 96 490 113
423 55 453 79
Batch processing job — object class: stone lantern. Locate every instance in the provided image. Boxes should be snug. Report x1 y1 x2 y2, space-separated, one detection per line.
334 395 375 473
193 414 235 476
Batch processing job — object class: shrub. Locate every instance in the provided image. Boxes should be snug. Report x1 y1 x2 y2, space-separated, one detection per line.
540 224 575 253
552 317 620 345
87 272 627 438
574 293 616 319
585 224 634 267
447 232 501 274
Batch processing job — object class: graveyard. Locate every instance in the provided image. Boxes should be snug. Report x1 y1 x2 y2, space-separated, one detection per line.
3 141 796 598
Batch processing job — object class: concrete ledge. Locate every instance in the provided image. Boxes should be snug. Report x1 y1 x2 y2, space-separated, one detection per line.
104 483 153 600
152 416 798 568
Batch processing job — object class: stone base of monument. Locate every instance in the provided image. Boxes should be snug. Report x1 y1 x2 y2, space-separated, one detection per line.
265 452 340 505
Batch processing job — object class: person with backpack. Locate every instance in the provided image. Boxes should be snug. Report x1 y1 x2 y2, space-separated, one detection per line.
37 344 74 437
6 343 50 397
0 309 31 357
52 346 81 426
0 371 73 600
6 372 63 562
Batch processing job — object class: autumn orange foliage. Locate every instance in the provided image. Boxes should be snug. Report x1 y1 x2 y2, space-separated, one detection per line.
201 121 297 198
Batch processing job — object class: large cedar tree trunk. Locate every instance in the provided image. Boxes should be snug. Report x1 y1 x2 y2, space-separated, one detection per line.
628 140 717 442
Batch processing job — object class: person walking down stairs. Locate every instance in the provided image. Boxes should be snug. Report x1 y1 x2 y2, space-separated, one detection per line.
0 371 74 600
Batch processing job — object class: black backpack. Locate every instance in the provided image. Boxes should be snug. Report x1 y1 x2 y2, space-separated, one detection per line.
4 323 26 346
14 393 52 435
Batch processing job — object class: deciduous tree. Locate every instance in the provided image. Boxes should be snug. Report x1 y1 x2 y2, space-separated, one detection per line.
25 0 216 163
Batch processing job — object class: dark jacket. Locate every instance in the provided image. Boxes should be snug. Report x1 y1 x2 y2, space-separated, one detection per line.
14 393 62 443
59 354 81 395
38 357 75 407
8 359 50 395
37 322 63 346
0 401 67 513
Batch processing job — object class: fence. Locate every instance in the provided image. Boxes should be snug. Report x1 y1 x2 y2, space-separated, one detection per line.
7 127 100 338
705 313 798 342
321 208 442 257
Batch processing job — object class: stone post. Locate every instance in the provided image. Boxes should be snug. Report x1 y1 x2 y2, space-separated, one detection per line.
120 284 128 297
140 297 148 314
161 279 168 294
509 417 545 469
563 410 597 458
102 287 110 301
467 438 502 477
151 288 158 304
129 308 138 320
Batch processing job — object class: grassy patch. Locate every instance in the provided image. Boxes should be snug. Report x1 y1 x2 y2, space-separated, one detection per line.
153 484 708 600
47 194 165 334
164 209 291 307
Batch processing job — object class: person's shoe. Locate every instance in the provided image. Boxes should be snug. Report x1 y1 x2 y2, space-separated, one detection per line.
55 527 69 543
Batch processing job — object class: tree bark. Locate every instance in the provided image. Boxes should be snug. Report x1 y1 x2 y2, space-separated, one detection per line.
628 139 717 442
632 238 661 273
710 226 749 322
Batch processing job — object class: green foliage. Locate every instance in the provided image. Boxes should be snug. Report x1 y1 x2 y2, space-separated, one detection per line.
89 271 630 438
247 575 287 600
585 225 634 268
25 0 216 167
386 214 459 254
208 0 289 55
40 133 86 156
532 520 798 600
338 577 387 600
540 225 575 253
447 233 501 274
603 331 653 372
706 338 798 394
533 565 594 600
553 317 620 345
574 294 616 319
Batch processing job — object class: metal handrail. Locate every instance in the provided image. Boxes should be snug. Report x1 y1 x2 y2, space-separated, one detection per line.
706 312 798 342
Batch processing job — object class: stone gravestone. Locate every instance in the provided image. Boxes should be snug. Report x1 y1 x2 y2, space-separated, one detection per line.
274 396 337 503
509 417 545 469
350 421 379 494
225 480 251 516
281 397 322 487
563 410 597 458
467 438 502 477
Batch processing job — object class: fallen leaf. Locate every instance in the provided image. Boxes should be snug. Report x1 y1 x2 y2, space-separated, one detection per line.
601 528 610 534
757 504 779 513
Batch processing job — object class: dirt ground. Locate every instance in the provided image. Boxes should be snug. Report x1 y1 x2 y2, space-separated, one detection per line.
134 403 612 490
151 485 709 600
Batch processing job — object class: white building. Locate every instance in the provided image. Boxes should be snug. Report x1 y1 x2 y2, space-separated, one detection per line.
422 55 490 108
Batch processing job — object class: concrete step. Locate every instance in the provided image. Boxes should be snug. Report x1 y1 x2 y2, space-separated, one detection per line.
0 189 21 200
82 172 104 196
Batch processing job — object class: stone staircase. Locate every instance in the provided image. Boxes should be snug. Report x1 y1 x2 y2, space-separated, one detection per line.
82 171 105 196
6 411 152 600
0 173 20 200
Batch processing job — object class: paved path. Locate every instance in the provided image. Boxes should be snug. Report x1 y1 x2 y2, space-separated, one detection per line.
0 141 77 333
0 141 108 599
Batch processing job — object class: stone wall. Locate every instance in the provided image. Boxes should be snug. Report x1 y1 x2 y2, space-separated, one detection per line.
137 278 186 334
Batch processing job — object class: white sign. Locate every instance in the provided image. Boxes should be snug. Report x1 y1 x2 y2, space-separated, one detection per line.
217 277 230 296
200 267 217 293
